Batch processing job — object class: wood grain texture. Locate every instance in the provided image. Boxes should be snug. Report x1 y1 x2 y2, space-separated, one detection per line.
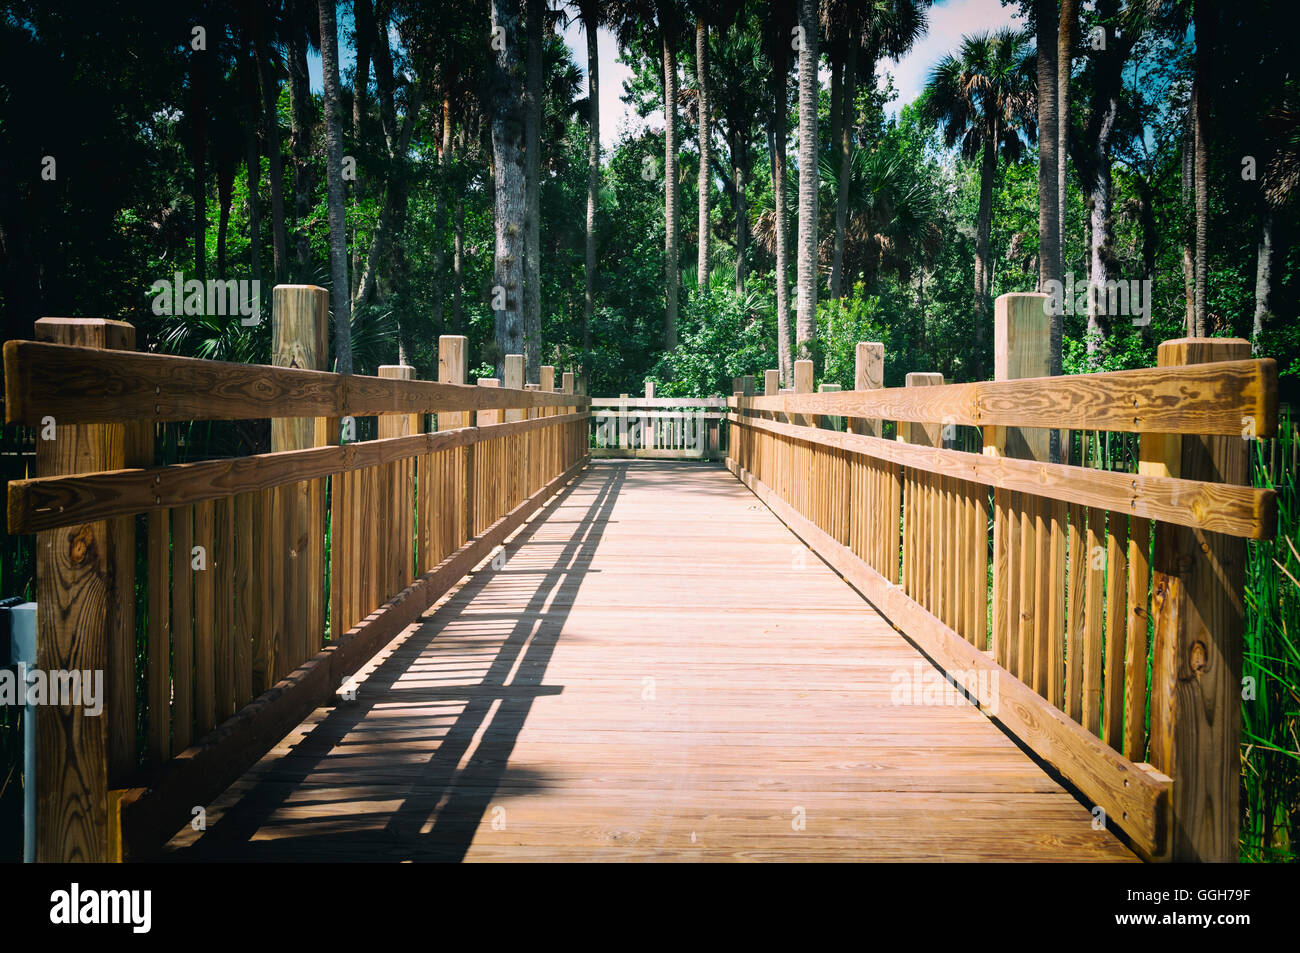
4 340 588 426
723 413 1272 539
728 358 1276 436
163 462 1135 863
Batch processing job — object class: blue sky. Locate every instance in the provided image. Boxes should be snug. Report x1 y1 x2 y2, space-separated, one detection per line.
309 0 1022 148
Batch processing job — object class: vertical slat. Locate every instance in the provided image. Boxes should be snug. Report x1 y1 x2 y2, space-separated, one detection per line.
146 508 170 763
1065 502 1086 722
1125 515 1151 760
214 496 235 721
1016 493 1036 686
234 492 255 711
171 505 193 753
1046 499 1067 707
255 488 274 692
1083 505 1106 735
1103 511 1129 749
193 499 215 737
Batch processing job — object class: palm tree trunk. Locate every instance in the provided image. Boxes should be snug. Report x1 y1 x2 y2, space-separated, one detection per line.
663 28 680 350
831 40 857 302
1181 115 1196 334
974 125 997 379
1253 204 1275 351
1087 96 1117 355
190 58 207 283
795 0 819 361
769 29 792 386
1192 32 1209 337
288 5 312 271
696 20 710 288
246 127 262 287
254 15 289 285
1058 0 1076 275
584 12 599 363
490 0 527 377
318 0 353 374
521 0 542 382
352 0 372 140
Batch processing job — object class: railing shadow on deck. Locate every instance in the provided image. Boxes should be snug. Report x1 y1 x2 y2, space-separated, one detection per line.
168 463 626 861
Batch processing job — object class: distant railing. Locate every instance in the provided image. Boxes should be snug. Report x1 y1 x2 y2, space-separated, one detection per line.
589 394 728 460
726 293 1279 862
2 288 590 861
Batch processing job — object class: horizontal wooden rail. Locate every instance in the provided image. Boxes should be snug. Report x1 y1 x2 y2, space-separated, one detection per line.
726 412 1276 540
8 412 590 533
3 340 586 425
589 397 729 408
727 456 1172 857
731 358 1277 436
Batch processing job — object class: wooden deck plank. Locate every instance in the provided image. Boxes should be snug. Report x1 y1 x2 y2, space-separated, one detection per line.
166 462 1135 862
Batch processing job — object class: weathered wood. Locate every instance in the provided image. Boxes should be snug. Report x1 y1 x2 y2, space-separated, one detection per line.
718 359 1277 436
32 317 134 862
851 342 884 438
1149 338 1253 862
723 412 1272 540
3 340 587 425
146 508 170 764
171 504 194 753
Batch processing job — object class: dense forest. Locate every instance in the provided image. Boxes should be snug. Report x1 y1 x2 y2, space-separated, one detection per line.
1 0 1295 400
0 0 1297 861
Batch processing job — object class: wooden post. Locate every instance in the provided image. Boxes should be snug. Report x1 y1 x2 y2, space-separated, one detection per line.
763 369 779 396
992 293 1051 461
477 378 502 425
818 383 842 431
504 353 525 423
379 365 415 594
852 342 884 437
438 335 470 543
562 371 574 415
272 285 329 670
742 375 755 397
1149 338 1252 862
645 381 656 399
33 318 141 862
900 373 943 446
793 359 814 427
619 393 630 450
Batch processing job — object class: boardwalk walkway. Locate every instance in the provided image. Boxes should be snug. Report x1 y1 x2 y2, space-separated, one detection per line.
167 461 1135 861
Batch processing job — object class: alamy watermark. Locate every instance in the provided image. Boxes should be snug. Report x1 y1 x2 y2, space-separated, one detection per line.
890 661 999 716
0 665 103 714
1041 271 1152 327
149 272 262 326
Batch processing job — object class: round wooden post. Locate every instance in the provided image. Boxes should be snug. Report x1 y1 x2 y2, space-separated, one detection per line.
33 317 140 862
1149 337 1252 862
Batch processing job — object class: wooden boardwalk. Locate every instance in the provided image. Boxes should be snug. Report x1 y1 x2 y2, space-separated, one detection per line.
166 461 1135 862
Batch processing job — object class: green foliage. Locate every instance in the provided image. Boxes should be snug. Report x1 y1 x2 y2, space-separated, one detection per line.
647 282 776 397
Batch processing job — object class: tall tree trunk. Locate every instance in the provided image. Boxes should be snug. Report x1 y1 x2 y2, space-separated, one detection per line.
523 0 543 383
216 153 234 279
190 58 207 283
245 121 262 287
318 0 353 374
1086 96 1117 357
771 55 792 387
1253 204 1275 351
1192 24 1209 337
696 20 710 289
490 0 526 378
1058 0 1076 275
254 14 289 284
830 40 857 302
1181 115 1196 334
288 4 313 271
1038 0 1062 461
353 0 373 140
973 124 997 379
431 93 451 337
584 11 599 365
454 195 465 334
734 132 747 294
795 0 819 361
663 27 680 349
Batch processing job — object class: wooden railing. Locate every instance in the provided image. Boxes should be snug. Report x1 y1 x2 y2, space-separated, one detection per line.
727 294 1278 862
589 389 728 460
2 288 590 861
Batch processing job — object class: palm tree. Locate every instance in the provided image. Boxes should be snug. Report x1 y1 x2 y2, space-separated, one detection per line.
922 28 1035 379
762 1 796 385
696 16 710 286
573 0 604 378
489 0 528 377
317 0 353 374
524 0 545 383
795 0 819 361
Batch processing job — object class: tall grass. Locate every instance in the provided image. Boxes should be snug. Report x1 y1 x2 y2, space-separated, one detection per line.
1242 408 1300 861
